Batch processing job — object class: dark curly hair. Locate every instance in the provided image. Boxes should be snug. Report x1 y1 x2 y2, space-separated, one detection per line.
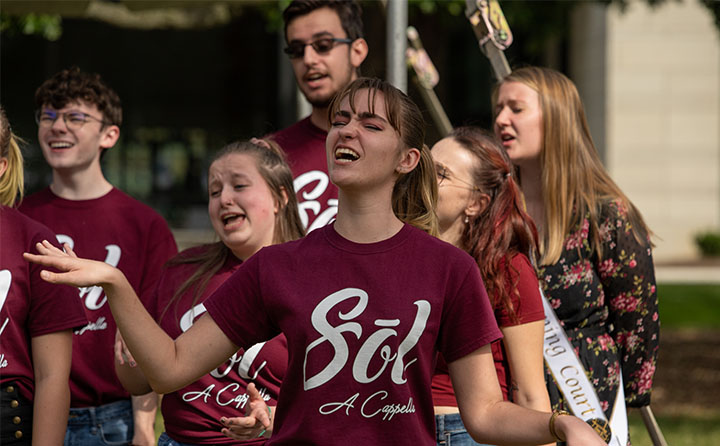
35 66 122 126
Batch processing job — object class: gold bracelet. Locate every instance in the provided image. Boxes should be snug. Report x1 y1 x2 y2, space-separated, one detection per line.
548 410 571 441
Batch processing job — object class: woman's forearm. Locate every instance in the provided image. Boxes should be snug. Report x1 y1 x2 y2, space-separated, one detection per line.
31 331 73 446
449 348 604 446
103 274 183 392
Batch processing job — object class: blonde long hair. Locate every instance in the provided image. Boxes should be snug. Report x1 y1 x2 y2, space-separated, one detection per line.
328 77 438 236
0 107 24 207
493 67 652 265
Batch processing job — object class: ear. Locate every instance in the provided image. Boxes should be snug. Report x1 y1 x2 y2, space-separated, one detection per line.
350 38 369 71
0 157 8 179
99 125 120 151
465 192 491 219
395 147 421 174
275 186 290 214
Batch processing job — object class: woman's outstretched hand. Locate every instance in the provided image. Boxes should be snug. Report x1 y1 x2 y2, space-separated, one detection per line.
23 240 120 288
219 383 273 440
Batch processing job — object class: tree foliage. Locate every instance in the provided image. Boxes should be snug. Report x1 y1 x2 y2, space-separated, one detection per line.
1 0 718 43
1 12 62 41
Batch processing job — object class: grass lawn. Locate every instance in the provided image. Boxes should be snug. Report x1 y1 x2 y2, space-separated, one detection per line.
629 411 720 446
657 283 720 329
633 283 720 445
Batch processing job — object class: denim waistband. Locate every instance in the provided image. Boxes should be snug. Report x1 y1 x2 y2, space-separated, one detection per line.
435 411 465 439
67 399 132 426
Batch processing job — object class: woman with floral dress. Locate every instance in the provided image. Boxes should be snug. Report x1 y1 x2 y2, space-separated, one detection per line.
493 66 659 443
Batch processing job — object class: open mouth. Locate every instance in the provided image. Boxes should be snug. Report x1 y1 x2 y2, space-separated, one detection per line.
222 213 246 226
306 72 327 87
49 141 74 149
500 134 515 144
335 147 360 162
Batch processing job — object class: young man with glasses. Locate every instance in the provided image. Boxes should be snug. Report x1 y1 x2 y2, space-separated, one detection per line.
271 0 368 231
20 67 177 446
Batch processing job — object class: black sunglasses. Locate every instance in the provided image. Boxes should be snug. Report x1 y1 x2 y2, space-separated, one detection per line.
284 37 353 59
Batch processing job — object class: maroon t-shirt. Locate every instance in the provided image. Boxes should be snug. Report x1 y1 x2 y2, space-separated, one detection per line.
19 187 177 407
149 245 286 445
205 224 501 445
0 206 88 402
271 117 338 232
432 253 545 405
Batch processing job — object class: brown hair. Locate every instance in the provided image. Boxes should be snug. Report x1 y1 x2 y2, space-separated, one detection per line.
329 77 438 235
0 106 25 207
35 66 122 126
160 140 305 323
283 0 364 42
492 66 652 265
447 126 539 322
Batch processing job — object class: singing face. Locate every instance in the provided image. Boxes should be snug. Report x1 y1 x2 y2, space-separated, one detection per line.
285 7 362 108
494 81 543 167
325 88 408 193
208 153 278 260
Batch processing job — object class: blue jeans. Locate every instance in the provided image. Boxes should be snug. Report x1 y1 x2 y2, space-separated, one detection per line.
64 400 133 446
435 412 491 446
157 432 198 446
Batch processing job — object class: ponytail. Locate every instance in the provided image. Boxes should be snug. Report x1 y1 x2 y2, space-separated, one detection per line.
392 144 438 236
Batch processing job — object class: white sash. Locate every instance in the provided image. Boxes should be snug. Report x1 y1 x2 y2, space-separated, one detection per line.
541 291 628 446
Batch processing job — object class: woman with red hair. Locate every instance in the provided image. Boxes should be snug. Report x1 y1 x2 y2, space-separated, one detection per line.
431 126 552 446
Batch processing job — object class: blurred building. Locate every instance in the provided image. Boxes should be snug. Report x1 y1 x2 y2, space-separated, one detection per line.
570 0 720 262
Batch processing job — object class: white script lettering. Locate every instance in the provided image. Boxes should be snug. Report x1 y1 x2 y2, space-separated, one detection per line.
75 316 108 335
304 288 430 390
318 391 416 421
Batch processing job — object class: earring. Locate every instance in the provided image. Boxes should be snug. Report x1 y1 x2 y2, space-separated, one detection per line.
464 215 469 224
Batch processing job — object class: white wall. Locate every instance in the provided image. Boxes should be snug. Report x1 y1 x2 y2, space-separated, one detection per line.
601 0 719 261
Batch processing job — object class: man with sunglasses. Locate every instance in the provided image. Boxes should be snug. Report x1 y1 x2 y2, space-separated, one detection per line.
271 0 368 231
20 67 177 446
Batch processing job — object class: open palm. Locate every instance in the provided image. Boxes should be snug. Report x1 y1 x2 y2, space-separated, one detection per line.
23 240 120 288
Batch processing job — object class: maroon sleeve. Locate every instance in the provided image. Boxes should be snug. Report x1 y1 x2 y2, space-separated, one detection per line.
205 253 278 349
27 220 88 337
495 254 545 327
437 260 502 364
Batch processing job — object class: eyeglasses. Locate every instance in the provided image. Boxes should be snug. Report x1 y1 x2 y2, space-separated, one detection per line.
35 109 108 130
284 37 353 59
436 164 479 191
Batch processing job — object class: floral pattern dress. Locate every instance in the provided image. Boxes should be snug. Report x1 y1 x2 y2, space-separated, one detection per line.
539 199 660 429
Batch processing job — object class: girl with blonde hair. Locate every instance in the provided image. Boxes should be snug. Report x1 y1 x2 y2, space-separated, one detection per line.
494 66 659 441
